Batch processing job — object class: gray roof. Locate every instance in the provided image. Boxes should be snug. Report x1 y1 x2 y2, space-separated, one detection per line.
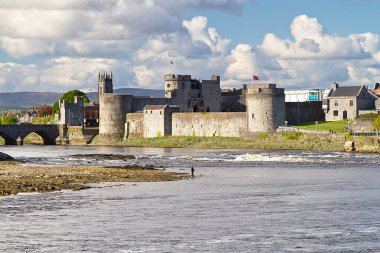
329 86 362 97
144 104 167 110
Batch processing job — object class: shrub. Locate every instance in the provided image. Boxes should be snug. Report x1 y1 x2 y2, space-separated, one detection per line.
282 132 303 140
374 115 380 131
258 133 268 139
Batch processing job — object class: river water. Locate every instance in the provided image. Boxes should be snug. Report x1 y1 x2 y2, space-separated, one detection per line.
0 145 380 252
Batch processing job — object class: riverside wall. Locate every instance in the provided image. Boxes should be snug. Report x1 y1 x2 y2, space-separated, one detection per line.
172 112 247 137
125 113 144 138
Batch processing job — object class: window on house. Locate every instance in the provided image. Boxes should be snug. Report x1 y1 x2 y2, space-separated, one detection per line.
334 100 338 106
350 100 353 106
167 84 170 88
333 110 338 116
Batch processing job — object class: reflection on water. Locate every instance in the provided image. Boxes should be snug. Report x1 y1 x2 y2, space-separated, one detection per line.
0 145 380 252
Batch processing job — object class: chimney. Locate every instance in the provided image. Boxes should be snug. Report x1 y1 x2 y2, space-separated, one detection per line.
375 83 380 90
332 82 339 90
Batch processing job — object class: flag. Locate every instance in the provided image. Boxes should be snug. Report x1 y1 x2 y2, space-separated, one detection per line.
252 75 260 81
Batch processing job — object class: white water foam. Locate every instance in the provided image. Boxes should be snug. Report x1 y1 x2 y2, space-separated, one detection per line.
234 153 311 163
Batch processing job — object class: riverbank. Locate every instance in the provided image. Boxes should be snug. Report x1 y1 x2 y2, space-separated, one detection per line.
116 133 380 152
0 162 189 197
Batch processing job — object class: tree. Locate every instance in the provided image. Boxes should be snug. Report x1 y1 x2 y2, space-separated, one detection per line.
52 90 89 114
0 116 18 125
32 104 52 117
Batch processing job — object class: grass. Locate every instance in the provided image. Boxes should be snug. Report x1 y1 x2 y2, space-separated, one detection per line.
294 120 350 133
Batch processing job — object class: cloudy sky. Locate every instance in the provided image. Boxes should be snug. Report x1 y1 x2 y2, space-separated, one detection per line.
1 0 380 92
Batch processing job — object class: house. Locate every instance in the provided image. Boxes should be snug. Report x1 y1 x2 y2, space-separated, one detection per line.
143 104 179 138
325 82 377 121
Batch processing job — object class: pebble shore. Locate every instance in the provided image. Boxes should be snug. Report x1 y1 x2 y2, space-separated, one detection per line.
0 162 188 197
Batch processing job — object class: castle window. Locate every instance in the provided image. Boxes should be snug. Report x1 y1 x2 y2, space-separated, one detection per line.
334 100 338 106
333 110 338 116
252 113 254 119
150 110 152 114
350 100 354 106
167 84 170 88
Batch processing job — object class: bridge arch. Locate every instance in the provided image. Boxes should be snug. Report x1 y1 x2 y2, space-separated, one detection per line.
19 131 57 145
0 131 17 145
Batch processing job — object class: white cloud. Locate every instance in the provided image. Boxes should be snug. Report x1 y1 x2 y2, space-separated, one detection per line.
0 57 127 92
2 5 380 92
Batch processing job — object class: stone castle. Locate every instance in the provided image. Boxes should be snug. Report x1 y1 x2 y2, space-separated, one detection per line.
97 72 285 142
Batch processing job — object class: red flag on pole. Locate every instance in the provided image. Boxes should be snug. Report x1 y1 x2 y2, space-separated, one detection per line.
252 75 260 81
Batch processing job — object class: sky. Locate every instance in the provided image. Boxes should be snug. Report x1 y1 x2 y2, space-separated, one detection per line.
1 0 380 92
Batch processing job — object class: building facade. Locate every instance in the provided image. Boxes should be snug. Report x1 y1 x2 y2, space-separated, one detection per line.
59 96 84 126
325 82 377 121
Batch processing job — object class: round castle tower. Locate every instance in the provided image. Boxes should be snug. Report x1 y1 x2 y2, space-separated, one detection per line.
99 94 132 142
245 84 285 132
98 71 133 142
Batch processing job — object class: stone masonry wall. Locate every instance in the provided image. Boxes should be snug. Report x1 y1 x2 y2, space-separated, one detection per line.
125 113 143 138
99 94 133 142
172 112 247 137
246 84 285 132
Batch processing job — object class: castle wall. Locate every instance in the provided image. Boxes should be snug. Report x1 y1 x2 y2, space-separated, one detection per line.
221 89 246 112
164 74 192 112
246 84 285 132
172 112 247 137
99 94 133 141
201 83 221 112
143 105 178 138
125 112 143 138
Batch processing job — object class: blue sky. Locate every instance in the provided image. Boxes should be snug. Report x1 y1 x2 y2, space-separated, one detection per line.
187 0 380 46
0 0 380 92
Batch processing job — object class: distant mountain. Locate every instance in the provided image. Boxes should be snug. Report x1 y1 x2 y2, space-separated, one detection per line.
0 88 164 110
87 88 164 101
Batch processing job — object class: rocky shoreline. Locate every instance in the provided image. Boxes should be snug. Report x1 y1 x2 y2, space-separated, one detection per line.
0 161 189 197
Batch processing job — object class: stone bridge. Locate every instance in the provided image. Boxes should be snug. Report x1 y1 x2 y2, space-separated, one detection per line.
0 125 60 145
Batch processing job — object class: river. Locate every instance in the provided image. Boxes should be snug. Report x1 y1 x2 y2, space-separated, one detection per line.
0 145 380 252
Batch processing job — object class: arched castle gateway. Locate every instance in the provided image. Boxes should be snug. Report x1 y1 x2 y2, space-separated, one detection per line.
97 72 285 141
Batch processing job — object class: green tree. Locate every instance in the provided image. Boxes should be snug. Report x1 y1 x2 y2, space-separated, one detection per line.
52 90 89 114
374 115 380 131
0 116 18 125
